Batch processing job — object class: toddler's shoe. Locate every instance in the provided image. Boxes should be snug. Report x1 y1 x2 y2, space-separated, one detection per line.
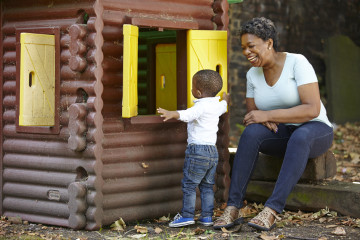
198 216 213 226
169 213 195 227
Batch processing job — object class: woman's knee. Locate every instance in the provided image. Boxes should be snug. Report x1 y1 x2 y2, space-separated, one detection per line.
241 124 269 141
287 130 310 149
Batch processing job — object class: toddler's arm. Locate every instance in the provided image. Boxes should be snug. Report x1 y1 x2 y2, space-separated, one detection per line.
157 107 180 122
222 92 230 104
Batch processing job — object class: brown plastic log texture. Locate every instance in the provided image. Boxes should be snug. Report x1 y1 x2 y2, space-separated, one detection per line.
0 0 230 230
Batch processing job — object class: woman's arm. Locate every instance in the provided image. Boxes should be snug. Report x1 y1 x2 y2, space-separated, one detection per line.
244 82 321 125
245 98 279 132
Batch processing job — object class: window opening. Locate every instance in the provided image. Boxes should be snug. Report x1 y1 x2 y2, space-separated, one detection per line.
138 29 177 115
76 88 88 103
29 71 34 87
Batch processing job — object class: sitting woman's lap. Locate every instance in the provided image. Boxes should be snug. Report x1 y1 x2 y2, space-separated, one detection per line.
240 121 333 159
228 121 333 210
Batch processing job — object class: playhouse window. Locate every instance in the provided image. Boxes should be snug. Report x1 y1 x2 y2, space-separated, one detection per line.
122 25 227 118
16 28 60 134
122 25 177 117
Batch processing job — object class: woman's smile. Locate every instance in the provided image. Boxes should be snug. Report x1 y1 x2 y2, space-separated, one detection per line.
247 55 258 64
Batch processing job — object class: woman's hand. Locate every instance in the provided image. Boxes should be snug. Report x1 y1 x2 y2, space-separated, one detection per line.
243 110 278 133
262 121 279 133
243 110 269 125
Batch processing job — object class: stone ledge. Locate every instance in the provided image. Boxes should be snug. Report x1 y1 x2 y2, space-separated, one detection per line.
230 150 337 182
245 180 360 218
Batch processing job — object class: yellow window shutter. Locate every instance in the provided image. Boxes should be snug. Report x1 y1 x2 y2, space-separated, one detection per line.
187 30 228 107
19 33 55 126
122 24 139 118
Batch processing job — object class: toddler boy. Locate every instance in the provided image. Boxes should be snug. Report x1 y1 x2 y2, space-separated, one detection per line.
158 69 229 227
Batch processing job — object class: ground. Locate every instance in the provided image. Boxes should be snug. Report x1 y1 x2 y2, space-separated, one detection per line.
1 122 360 240
1 205 360 240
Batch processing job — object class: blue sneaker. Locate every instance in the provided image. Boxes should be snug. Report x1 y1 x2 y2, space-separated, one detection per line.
198 216 213 226
169 213 195 227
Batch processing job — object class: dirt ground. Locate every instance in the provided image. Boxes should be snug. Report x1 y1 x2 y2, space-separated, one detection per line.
1 122 359 240
1 206 360 240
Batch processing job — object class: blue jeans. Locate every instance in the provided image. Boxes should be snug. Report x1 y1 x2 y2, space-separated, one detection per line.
228 121 333 213
181 144 218 218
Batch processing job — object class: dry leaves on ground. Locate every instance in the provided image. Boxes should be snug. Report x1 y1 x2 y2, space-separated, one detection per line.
331 122 360 182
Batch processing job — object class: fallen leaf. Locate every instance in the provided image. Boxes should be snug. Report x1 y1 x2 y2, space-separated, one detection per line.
253 202 264 211
130 234 147 239
276 220 287 228
259 233 279 240
197 236 209 239
318 237 328 240
154 227 162 234
110 218 126 231
221 227 233 233
350 153 360 164
331 226 346 235
134 225 148 234
221 233 229 238
193 227 205 235
157 215 170 222
240 205 257 217
325 224 338 228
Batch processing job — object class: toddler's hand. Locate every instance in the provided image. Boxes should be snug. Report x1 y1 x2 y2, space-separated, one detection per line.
157 107 173 122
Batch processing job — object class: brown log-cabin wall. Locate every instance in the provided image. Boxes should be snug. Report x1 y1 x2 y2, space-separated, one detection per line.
0 0 230 230
1 0 98 229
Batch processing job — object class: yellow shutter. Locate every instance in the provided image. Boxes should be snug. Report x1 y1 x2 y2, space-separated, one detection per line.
156 43 177 111
19 33 55 126
122 24 139 118
187 30 227 107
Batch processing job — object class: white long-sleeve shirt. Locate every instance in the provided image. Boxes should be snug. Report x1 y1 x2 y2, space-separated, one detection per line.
178 96 227 145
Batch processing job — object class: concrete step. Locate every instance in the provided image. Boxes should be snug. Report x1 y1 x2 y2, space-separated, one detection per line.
245 180 360 218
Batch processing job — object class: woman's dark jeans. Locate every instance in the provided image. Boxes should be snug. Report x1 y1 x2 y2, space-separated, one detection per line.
227 121 334 213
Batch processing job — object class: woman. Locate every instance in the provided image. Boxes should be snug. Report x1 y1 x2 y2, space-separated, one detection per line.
213 17 333 231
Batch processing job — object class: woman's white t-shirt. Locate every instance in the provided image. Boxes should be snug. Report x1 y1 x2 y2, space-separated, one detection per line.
246 52 332 127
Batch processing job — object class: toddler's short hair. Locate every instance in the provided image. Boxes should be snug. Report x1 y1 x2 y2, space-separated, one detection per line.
193 69 223 97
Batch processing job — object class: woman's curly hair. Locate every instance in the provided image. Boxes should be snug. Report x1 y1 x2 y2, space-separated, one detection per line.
239 17 279 51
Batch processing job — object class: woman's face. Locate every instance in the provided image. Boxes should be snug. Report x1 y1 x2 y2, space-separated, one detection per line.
241 33 271 67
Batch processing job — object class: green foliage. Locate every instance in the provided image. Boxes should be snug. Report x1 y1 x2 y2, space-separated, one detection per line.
83 12 89 23
236 123 246 135
228 0 244 3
